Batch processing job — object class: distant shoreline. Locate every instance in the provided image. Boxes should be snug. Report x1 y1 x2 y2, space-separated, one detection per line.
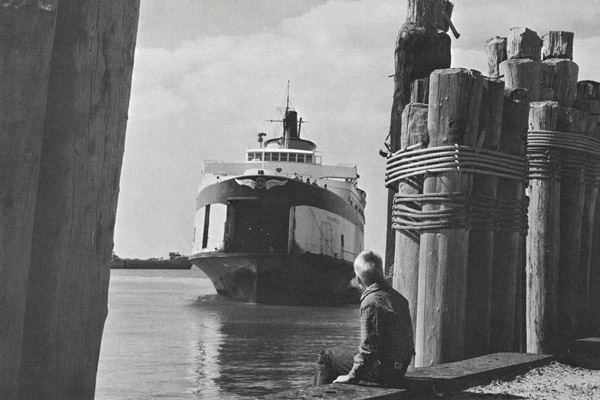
110 255 192 270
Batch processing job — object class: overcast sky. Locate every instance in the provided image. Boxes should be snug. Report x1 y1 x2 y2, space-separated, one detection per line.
113 0 600 258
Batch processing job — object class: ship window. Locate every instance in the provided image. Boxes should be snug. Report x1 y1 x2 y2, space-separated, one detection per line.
306 154 313 163
265 153 271 161
297 154 305 163
272 153 280 161
202 203 227 251
289 153 297 162
247 154 253 161
280 153 288 162
255 152 263 161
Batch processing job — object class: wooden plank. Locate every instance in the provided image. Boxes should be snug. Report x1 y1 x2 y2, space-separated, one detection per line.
464 77 504 359
263 384 404 400
404 352 554 392
0 2 59 398
570 338 600 357
416 68 483 367
17 1 140 399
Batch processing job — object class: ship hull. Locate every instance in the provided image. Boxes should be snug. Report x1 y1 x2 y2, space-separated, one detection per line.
190 252 360 305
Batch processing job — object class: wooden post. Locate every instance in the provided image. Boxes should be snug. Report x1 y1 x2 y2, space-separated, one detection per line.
385 0 453 274
0 2 59 398
486 37 507 78
575 80 600 335
393 103 428 369
415 68 483 367
464 77 504 358
17 1 140 399
590 188 600 334
526 101 561 354
537 31 584 347
539 32 577 106
500 27 542 102
542 31 574 61
489 88 529 353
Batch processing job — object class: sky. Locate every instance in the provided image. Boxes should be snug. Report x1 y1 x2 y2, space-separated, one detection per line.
113 0 600 259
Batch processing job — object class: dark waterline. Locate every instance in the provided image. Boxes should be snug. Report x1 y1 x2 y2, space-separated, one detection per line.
96 269 360 399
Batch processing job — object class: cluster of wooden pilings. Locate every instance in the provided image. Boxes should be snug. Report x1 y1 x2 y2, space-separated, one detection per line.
0 2 140 399
386 21 600 367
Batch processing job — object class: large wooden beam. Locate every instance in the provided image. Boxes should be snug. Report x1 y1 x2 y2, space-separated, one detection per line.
17 1 140 399
526 101 561 354
415 68 483 366
464 77 504 358
385 0 453 273
393 102 428 369
0 2 59 398
490 88 529 353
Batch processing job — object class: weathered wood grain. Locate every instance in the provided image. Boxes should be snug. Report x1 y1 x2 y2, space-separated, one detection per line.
386 0 453 273
526 101 561 354
393 103 428 369
507 27 542 61
500 58 541 102
486 37 507 77
464 77 504 359
490 88 529 353
17 1 140 399
542 31 574 60
416 68 482 367
0 1 58 398
540 59 579 107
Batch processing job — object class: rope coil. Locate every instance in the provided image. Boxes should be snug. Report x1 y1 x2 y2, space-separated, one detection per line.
527 130 600 181
391 192 529 233
385 144 527 188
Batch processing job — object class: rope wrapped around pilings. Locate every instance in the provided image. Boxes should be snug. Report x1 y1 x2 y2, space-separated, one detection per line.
385 143 528 188
392 192 529 233
527 130 600 183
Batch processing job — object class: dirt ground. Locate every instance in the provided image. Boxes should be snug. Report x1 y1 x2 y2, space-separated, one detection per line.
440 355 600 400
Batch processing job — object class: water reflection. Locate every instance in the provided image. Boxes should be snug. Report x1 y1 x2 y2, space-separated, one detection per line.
191 297 359 398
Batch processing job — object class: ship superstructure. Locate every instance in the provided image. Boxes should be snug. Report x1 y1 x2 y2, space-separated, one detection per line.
190 91 365 305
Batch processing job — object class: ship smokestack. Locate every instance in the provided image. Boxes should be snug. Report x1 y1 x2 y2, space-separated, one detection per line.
285 110 298 139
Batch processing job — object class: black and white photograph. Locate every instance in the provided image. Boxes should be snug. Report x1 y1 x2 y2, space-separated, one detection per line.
1 1 600 399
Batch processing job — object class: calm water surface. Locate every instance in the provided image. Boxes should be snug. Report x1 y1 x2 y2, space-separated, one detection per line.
96 269 360 399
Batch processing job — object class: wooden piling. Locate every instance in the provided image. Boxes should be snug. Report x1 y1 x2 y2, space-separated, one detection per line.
542 31 574 61
526 101 561 354
393 103 428 365
0 2 59 397
507 27 542 60
540 59 578 107
486 37 507 78
490 88 529 353
385 0 453 273
464 77 504 359
17 1 140 399
415 68 483 367
575 80 600 335
500 27 542 102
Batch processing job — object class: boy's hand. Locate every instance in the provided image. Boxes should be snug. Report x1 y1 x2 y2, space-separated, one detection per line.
333 374 354 384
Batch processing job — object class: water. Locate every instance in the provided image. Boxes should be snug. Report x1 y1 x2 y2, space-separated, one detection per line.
96 269 360 399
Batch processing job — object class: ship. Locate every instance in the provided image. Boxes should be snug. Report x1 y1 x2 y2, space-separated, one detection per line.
189 89 366 305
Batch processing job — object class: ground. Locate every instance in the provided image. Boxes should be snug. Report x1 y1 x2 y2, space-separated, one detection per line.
458 357 600 400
